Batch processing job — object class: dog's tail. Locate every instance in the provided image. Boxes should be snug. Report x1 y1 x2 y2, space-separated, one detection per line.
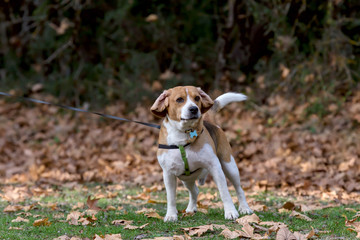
212 92 247 112
206 93 247 122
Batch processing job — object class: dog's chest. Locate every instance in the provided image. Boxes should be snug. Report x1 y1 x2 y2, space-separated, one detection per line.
157 144 215 176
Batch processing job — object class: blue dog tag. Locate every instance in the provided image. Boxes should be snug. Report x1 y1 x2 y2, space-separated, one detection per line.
189 130 198 139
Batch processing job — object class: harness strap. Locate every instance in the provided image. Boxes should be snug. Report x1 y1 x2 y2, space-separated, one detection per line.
158 143 190 149
178 145 190 176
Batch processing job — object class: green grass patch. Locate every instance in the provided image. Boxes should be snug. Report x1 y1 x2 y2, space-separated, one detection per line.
0 184 359 239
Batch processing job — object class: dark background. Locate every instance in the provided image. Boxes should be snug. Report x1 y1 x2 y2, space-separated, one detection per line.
0 0 359 109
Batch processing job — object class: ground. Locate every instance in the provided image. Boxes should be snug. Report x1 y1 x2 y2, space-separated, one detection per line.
0 91 360 239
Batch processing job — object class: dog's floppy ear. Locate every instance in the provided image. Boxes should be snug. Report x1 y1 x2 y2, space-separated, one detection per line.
151 90 170 118
197 88 214 113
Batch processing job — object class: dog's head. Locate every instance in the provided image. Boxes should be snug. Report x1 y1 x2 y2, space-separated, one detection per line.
151 86 214 123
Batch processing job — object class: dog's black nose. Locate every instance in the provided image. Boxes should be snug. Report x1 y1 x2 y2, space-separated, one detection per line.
189 106 198 115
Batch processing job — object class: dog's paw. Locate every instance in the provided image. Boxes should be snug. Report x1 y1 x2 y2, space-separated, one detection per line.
238 205 253 215
185 205 197 213
224 209 239 220
164 214 178 222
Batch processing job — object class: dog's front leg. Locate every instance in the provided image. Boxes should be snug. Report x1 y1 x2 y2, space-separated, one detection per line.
209 164 239 220
163 171 178 222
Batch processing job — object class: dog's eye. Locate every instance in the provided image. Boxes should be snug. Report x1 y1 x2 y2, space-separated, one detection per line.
176 97 184 103
194 96 200 102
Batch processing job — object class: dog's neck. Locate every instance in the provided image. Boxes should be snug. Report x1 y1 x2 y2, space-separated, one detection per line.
160 116 203 146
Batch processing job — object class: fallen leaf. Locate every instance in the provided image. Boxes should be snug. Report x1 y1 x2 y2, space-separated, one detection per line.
142 185 163 193
135 208 157 214
282 202 296 211
144 212 164 220
112 219 133 226
183 224 214 237
276 227 296 240
11 216 29 223
106 205 116 211
147 198 166 204
66 211 82 225
8 227 24 230
72 202 85 210
236 213 260 225
33 217 51 226
124 223 149 230
3 205 23 212
145 14 158 22
94 233 122 240
220 228 241 239
260 221 288 234
52 235 70 240
289 211 312 222
251 204 269 212
86 196 103 211
127 192 150 201
344 214 360 238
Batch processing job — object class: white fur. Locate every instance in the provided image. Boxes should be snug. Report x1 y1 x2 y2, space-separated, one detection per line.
164 118 195 146
215 93 247 111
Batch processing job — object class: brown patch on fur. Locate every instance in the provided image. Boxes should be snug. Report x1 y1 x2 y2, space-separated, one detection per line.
157 123 169 156
150 90 170 118
189 126 216 153
203 121 232 163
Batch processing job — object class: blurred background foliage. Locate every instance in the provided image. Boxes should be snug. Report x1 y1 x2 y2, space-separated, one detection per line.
0 0 359 109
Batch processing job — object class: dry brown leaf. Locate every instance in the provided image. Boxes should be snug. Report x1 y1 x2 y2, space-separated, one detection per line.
124 223 149 230
282 202 296 211
33 217 51 226
3 205 24 212
276 227 296 240
8 227 24 230
144 211 164 220
11 216 29 223
106 205 116 211
52 235 71 240
220 228 241 239
181 211 196 218
147 199 167 204
344 214 360 238
66 211 82 225
145 14 158 22
135 208 157 214
86 196 103 211
236 213 261 225
128 192 151 201
260 221 288 234
142 185 163 193
72 202 85 210
94 234 122 240
289 211 312 222
112 219 133 226
251 204 269 212
183 224 214 237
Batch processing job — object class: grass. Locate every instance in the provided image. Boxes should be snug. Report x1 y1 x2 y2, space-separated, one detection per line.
0 183 359 240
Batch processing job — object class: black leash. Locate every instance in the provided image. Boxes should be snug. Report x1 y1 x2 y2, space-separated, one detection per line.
0 91 161 129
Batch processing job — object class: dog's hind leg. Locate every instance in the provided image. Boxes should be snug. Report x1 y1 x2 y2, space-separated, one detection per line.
182 180 199 213
221 156 253 215
198 169 208 186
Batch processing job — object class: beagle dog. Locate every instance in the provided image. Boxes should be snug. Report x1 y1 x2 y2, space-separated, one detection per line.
151 86 252 222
